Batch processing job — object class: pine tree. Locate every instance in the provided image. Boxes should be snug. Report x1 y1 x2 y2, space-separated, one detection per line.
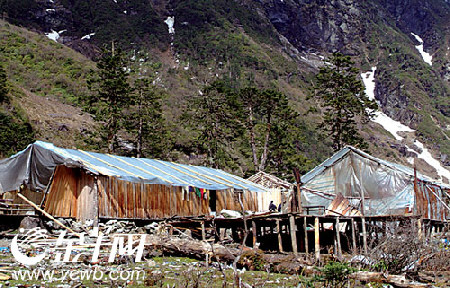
238 87 301 173
314 53 377 151
188 81 242 168
131 78 167 158
87 44 133 153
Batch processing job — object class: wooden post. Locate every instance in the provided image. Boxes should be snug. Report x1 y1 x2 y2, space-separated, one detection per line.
93 177 100 227
361 217 368 254
276 219 284 252
220 228 226 241
293 168 303 213
351 218 357 254
303 216 309 254
314 217 320 262
418 217 423 241
335 217 342 260
201 221 206 241
289 215 298 255
252 220 257 247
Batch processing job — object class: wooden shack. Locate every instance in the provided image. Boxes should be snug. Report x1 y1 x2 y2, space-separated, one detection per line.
0 141 267 221
247 171 293 212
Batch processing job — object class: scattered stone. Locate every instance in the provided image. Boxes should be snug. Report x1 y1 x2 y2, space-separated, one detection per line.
19 217 44 230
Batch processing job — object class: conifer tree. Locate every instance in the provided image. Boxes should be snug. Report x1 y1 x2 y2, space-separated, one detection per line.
87 44 132 153
314 53 377 151
131 78 166 158
239 87 299 172
189 81 242 168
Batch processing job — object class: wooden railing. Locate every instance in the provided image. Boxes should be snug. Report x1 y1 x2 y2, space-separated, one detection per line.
0 199 34 215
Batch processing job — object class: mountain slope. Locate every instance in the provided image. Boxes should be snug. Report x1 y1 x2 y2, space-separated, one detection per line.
1 0 449 181
0 20 97 151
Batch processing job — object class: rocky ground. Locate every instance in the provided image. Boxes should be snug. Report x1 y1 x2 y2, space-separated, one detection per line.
0 217 448 287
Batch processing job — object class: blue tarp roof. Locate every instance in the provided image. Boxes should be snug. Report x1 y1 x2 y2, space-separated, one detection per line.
3 141 267 192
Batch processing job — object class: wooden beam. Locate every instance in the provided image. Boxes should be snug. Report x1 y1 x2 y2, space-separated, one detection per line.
293 168 303 213
314 217 320 262
201 221 206 241
276 219 283 253
303 216 308 254
417 217 423 241
17 193 79 236
335 217 342 261
252 220 257 247
361 217 368 254
351 218 357 254
289 215 298 255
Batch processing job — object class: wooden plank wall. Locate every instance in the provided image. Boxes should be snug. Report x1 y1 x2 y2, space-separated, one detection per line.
97 176 210 219
76 171 96 221
45 166 78 217
216 189 258 212
258 188 282 211
45 166 96 220
45 167 260 220
3 189 44 206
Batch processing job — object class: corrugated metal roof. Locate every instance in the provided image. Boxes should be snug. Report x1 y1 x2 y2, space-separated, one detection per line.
301 146 450 189
16 141 268 192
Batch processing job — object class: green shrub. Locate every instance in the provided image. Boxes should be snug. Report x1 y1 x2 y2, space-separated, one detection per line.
319 261 356 288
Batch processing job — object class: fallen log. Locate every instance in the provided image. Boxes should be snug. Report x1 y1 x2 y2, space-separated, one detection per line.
349 271 433 288
144 235 313 274
145 235 238 262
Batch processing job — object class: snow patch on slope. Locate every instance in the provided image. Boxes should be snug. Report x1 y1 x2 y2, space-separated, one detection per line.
412 141 450 180
45 29 66 42
81 33 95 40
361 67 413 141
361 67 449 180
411 33 432 66
165 16 175 34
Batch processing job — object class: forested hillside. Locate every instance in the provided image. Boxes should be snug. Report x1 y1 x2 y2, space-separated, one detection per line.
0 0 449 181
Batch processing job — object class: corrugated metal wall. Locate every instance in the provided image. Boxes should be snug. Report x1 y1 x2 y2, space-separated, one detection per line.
415 181 449 220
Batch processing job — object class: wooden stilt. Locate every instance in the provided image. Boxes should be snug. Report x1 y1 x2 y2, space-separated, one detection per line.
252 220 257 247
303 216 309 254
289 215 298 255
314 217 320 262
361 217 368 254
418 217 423 241
335 217 342 261
351 218 357 254
276 219 283 252
220 228 226 241
201 221 206 241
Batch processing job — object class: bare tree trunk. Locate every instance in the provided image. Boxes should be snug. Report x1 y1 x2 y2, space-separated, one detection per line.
258 123 271 171
136 89 143 158
137 117 143 158
248 106 259 171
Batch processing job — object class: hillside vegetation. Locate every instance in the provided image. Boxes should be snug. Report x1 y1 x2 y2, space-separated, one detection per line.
0 20 97 154
0 0 449 180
